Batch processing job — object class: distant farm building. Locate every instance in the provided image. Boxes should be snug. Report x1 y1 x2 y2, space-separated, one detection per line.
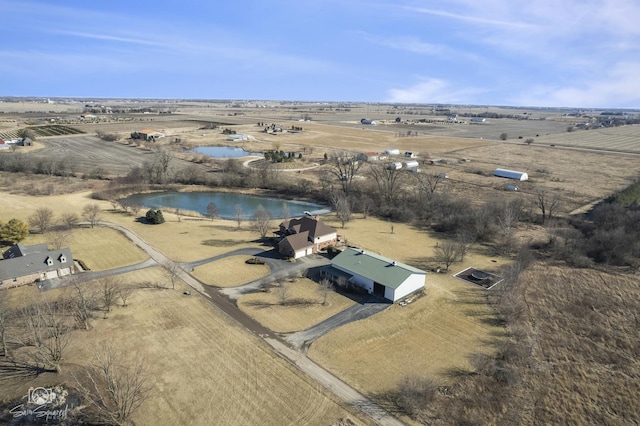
388 162 403 170
226 133 251 141
494 168 529 181
323 247 426 302
470 117 486 123
137 129 165 140
360 118 377 125
384 148 400 156
403 160 420 169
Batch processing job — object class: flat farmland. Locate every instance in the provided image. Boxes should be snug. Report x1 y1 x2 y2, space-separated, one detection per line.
26 135 156 176
535 125 640 153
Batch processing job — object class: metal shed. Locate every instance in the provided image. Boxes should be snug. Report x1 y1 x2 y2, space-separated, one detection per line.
494 168 529 181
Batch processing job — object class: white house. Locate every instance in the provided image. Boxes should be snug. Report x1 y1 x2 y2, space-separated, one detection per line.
324 247 426 302
494 168 529 181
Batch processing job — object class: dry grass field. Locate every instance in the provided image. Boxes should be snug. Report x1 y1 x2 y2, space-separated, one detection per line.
515 265 640 425
309 251 508 396
193 255 270 287
237 277 357 333
2 101 640 424
1 268 366 425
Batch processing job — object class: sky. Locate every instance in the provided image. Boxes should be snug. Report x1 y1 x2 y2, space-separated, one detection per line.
1 0 639 108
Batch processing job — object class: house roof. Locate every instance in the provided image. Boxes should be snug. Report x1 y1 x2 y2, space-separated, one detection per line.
3 243 49 259
331 247 426 290
0 245 74 281
279 231 313 252
280 216 336 240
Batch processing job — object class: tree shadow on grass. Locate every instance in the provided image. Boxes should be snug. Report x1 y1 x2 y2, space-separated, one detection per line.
243 298 319 309
0 359 49 383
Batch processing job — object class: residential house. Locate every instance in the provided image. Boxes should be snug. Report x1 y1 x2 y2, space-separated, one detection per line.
277 216 337 259
323 247 426 302
0 243 76 289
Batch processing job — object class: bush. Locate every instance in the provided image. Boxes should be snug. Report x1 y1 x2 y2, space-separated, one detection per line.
245 257 265 265
145 209 165 224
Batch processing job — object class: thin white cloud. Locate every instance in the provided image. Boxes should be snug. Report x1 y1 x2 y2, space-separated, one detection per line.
513 62 640 108
404 5 536 29
359 32 480 62
387 78 486 104
51 30 167 48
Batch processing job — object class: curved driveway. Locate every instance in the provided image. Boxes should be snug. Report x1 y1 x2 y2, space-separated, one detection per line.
92 222 405 426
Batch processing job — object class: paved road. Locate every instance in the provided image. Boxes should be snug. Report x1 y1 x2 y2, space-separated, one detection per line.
87 222 404 426
285 296 391 350
221 254 330 300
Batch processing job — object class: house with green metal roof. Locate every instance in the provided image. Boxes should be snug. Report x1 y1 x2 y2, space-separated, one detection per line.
325 247 426 302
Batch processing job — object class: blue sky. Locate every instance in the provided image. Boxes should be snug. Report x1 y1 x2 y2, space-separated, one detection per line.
2 0 639 108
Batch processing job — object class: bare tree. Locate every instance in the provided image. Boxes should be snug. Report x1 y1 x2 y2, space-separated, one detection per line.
100 277 121 318
21 300 72 372
74 344 152 426
130 204 142 217
414 172 442 201
153 149 174 183
318 278 333 305
252 204 273 239
434 241 459 270
359 195 374 219
28 207 55 234
163 260 181 290
50 229 72 250
83 204 102 228
369 163 403 205
276 280 290 306
61 212 80 229
0 298 10 357
118 285 135 307
206 202 219 220
534 188 560 225
497 202 521 238
328 151 363 195
456 230 476 262
234 204 243 228
66 280 97 330
329 192 352 228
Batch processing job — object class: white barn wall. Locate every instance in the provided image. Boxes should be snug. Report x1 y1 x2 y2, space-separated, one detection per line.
392 274 426 301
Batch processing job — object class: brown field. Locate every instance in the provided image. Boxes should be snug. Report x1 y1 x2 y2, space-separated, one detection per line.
309 251 508 395
193 255 270 287
237 277 358 333
1 268 365 425
2 101 640 424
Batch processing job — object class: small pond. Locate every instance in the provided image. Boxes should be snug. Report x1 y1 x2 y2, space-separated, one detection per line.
190 146 262 158
124 192 330 219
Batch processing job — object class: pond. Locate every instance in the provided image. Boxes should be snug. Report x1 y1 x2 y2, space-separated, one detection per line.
124 192 330 219
190 146 262 158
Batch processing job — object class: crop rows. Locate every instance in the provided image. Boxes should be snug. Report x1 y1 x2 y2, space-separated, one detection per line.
538 126 640 153
30 125 85 137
